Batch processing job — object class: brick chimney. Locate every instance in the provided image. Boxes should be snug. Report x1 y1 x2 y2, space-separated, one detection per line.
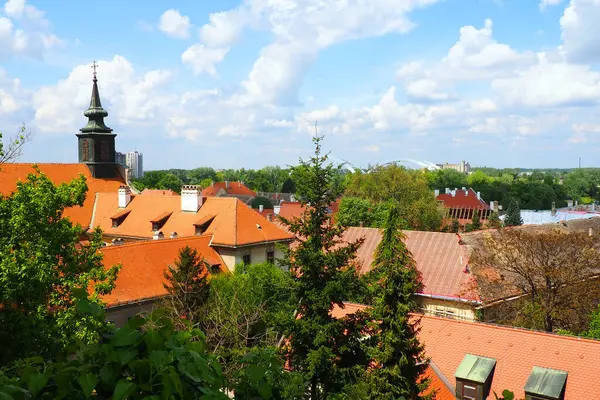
181 185 202 212
118 185 131 208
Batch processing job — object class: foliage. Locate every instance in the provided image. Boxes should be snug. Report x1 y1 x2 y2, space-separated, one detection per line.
162 246 211 328
503 199 523 226
250 196 274 210
361 205 431 399
426 168 467 191
449 219 460 233
336 197 406 229
579 305 600 339
0 125 31 164
493 390 515 400
0 169 120 365
0 307 298 399
344 165 443 231
563 169 600 201
281 134 368 399
470 229 600 332
487 211 502 229
465 210 482 232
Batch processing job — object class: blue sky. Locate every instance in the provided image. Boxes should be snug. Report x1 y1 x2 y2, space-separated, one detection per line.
1 0 599 170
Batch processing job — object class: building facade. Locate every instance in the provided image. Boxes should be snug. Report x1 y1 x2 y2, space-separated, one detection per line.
126 151 144 179
436 160 471 174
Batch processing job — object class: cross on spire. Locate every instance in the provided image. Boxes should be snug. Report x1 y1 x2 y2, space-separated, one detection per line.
91 61 98 81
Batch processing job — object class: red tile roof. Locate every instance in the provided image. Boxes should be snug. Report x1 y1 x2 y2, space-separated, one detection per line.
331 303 600 399
140 189 177 196
202 181 256 197
419 315 600 399
277 200 340 221
342 227 477 300
0 163 125 229
100 235 227 306
437 188 489 210
92 193 294 246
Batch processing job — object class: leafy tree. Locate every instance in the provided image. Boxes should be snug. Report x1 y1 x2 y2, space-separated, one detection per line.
336 196 372 227
449 219 460 233
345 165 442 231
0 124 31 164
0 169 120 364
162 246 211 328
470 229 600 332
157 173 183 193
581 305 600 339
468 210 481 232
362 206 430 399
504 199 523 226
281 177 296 193
251 196 274 210
281 134 368 399
427 168 467 191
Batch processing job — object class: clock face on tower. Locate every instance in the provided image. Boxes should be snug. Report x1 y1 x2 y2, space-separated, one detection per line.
100 140 110 162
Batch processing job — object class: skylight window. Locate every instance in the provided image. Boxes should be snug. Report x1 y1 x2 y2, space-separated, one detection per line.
524 366 567 400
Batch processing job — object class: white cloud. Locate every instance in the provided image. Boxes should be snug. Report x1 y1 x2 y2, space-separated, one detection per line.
181 44 229 76
199 9 249 48
158 9 191 39
540 0 564 10
560 0 600 63
32 56 175 133
405 79 454 102
0 67 26 115
569 123 600 143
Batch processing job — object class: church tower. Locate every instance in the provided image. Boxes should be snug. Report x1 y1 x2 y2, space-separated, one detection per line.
76 62 118 178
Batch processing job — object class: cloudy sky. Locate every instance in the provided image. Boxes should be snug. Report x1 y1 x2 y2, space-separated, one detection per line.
0 0 599 170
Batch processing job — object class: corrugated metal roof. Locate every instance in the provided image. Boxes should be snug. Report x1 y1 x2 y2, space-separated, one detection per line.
343 227 475 299
455 354 496 383
502 209 600 225
524 366 568 398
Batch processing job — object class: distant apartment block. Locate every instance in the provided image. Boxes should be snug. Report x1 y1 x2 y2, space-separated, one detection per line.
115 151 126 167
126 151 144 179
436 160 471 174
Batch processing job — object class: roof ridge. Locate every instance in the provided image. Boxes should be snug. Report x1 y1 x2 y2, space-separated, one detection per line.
233 198 238 246
420 314 600 344
100 234 213 251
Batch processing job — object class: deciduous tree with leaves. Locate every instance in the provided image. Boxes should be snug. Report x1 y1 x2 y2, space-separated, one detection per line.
281 134 368 399
0 168 119 364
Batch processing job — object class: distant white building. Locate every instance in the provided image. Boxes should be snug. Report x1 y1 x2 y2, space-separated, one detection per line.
126 151 144 179
436 160 471 174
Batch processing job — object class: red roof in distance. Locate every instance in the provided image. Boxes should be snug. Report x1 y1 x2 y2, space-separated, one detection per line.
437 187 490 210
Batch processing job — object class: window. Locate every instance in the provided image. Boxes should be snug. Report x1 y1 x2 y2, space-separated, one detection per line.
267 250 275 264
462 384 477 400
243 254 251 265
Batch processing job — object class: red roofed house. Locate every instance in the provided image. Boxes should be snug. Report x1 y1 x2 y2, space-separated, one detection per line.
436 187 492 229
342 227 480 321
332 302 600 399
100 235 228 326
202 181 256 203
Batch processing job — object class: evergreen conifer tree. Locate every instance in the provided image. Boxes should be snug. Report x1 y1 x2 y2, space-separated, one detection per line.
487 211 502 229
163 246 210 324
504 199 523 226
470 210 481 231
363 205 431 399
281 134 368 399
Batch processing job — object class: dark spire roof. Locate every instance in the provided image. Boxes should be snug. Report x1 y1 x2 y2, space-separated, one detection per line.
80 66 113 134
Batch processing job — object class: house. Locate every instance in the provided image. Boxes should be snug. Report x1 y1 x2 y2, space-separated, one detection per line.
101 235 228 326
332 303 600 399
202 181 256 203
0 72 127 232
91 185 294 271
436 187 492 228
342 227 480 321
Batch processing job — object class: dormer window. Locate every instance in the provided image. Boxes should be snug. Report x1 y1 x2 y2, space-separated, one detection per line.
455 354 497 400
194 215 215 236
110 210 131 228
524 367 567 400
150 211 172 232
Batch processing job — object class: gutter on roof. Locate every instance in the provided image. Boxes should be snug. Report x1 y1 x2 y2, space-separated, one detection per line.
429 360 455 393
105 295 163 310
416 292 482 305
211 238 295 248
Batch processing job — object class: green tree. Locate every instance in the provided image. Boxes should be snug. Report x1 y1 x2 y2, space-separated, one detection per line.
157 173 183 193
582 305 600 339
336 196 373 227
251 196 275 210
504 199 523 226
362 205 431 399
0 125 31 164
487 211 502 229
427 169 467 191
0 169 120 364
470 210 481 231
162 246 211 327
281 135 368 399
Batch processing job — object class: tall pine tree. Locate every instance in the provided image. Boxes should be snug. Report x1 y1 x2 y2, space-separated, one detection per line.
504 199 523 226
163 246 210 325
363 205 431 399
281 133 367 399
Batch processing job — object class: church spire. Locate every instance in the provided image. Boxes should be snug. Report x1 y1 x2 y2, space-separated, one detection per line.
80 61 113 134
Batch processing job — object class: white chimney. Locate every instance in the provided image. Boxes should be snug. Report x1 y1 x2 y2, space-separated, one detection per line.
477 191 481 200
181 185 202 212
170 232 178 239
153 230 164 240
118 185 131 208
225 181 230 188
445 188 450 194
434 189 440 197
274 205 281 215
259 204 264 212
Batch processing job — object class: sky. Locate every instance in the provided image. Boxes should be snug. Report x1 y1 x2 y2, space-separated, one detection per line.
1 0 600 170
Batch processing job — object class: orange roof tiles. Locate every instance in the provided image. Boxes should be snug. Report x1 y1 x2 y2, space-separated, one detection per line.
140 189 177 196
342 227 477 300
278 200 339 221
100 235 226 306
419 315 600 399
202 181 256 197
424 364 455 400
0 163 125 228
437 188 489 210
92 193 293 246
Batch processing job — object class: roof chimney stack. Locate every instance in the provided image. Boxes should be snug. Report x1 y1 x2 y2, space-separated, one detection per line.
170 232 178 239
434 189 440 197
267 213 273 222
225 181 230 189
477 191 481 200
259 204 264 213
153 230 164 240
118 185 131 208
181 185 202 212
551 202 556 216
